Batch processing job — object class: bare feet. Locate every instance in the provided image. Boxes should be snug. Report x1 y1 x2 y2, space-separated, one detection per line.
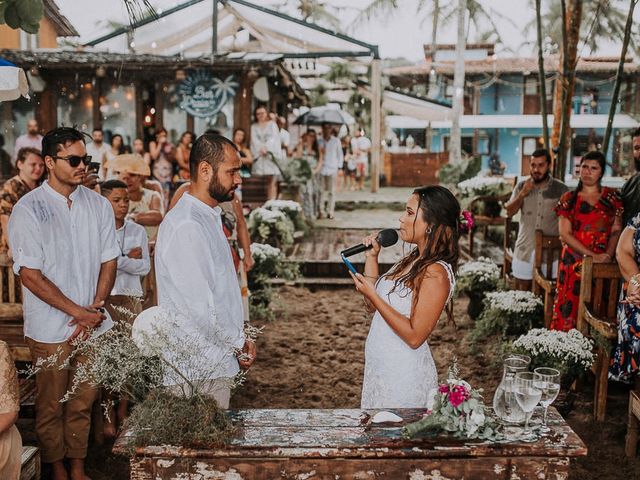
69 458 92 480
51 461 69 480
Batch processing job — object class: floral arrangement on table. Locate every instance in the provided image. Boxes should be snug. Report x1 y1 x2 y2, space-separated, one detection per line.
457 175 511 198
403 363 502 441
248 243 299 320
471 290 544 342
512 328 595 381
248 207 295 248
263 199 306 232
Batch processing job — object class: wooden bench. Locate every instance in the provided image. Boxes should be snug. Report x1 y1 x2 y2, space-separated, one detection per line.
626 390 640 457
531 230 563 328
114 408 587 479
576 255 623 421
20 445 40 480
240 175 278 209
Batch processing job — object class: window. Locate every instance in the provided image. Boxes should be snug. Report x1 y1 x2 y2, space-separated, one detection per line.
0 96 36 159
57 82 94 132
524 77 537 95
102 84 136 147
19 31 39 50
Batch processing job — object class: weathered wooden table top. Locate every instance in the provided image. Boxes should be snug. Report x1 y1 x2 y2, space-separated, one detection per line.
113 408 587 459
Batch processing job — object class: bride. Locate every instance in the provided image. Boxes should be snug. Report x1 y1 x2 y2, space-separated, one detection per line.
350 186 460 408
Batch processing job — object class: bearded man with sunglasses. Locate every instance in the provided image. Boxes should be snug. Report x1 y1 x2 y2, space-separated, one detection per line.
8 127 119 480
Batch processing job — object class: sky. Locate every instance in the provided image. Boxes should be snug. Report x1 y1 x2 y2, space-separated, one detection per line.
58 0 639 61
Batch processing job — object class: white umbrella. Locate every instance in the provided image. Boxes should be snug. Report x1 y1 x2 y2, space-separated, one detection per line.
0 66 29 101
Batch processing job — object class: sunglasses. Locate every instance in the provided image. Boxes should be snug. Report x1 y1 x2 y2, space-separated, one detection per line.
52 155 92 168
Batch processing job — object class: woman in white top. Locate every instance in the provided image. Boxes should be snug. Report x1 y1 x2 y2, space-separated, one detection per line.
250 105 282 176
350 185 459 408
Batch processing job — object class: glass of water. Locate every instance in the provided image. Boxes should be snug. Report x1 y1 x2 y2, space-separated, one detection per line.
533 367 561 433
514 371 542 442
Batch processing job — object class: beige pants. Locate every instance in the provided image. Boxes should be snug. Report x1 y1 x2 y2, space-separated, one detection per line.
166 377 232 409
26 338 97 463
106 294 143 327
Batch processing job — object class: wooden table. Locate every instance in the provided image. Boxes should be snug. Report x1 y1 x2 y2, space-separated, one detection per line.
113 408 587 479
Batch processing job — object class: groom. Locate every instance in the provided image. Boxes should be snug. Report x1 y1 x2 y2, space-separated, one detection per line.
154 133 256 407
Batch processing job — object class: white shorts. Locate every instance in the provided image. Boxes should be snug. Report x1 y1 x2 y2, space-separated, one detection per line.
511 251 558 281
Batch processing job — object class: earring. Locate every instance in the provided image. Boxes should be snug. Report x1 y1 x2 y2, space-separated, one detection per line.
426 226 433 235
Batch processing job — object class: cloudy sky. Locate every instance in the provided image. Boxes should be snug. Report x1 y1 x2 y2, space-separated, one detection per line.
58 0 639 61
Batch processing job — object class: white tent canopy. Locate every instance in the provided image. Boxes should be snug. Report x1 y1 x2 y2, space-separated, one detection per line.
430 114 639 130
382 90 452 122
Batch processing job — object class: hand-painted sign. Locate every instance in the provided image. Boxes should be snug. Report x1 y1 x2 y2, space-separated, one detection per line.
178 70 238 118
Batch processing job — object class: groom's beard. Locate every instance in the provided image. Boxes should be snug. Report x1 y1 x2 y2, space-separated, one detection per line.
208 174 235 202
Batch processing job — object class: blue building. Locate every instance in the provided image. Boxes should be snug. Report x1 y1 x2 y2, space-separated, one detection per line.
385 44 640 178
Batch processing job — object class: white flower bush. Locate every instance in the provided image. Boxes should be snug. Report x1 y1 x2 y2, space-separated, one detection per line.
484 291 543 315
470 290 544 340
457 175 509 197
249 242 282 262
263 199 305 230
248 207 295 247
513 328 595 378
457 257 501 294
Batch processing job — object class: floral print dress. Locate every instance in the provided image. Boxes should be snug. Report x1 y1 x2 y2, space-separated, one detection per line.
550 188 623 332
610 213 640 382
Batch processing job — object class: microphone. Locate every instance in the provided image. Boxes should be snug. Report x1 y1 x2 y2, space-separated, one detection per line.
341 229 399 258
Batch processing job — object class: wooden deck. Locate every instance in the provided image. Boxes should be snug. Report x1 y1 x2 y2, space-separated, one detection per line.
114 407 587 479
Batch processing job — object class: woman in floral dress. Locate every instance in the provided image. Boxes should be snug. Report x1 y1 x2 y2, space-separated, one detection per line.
551 151 623 332
0 340 21 479
610 213 640 383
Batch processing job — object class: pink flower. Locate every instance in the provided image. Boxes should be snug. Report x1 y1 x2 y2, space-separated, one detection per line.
448 389 467 407
438 384 450 394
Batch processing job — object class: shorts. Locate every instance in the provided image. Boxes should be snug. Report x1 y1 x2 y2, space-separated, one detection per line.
511 251 558 281
356 163 366 178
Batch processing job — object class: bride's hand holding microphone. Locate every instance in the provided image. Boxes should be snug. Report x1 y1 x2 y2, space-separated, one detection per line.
350 233 379 302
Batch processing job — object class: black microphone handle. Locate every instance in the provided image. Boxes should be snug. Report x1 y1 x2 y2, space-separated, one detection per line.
341 243 371 258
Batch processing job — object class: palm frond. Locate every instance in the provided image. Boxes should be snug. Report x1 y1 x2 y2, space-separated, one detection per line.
122 0 157 28
349 0 399 28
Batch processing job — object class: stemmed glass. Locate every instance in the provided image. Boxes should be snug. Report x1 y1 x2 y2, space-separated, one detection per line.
533 367 561 433
514 372 542 442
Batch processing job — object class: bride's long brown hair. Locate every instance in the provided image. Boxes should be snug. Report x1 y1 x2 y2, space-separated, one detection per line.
383 185 461 322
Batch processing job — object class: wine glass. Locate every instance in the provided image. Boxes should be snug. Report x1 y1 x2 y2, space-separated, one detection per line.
533 367 561 433
514 372 542 442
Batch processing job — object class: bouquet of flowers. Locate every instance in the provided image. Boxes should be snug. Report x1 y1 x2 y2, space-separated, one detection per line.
456 257 501 295
282 156 313 186
457 175 510 198
248 207 295 248
263 199 305 231
472 290 544 339
403 363 502 441
513 328 595 380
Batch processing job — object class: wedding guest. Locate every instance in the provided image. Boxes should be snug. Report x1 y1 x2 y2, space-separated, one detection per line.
0 340 21 480
620 128 640 225
250 105 282 176
116 155 164 241
100 179 150 436
13 119 42 163
0 147 45 260
610 212 640 384
295 131 323 220
505 149 568 290
233 128 253 176
155 133 256 406
175 131 194 180
317 122 343 219
351 186 458 408
8 126 118 480
103 134 126 180
277 116 291 160
132 138 151 166
351 128 371 191
149 128 175 203
551 151 623 332
85 127 109 168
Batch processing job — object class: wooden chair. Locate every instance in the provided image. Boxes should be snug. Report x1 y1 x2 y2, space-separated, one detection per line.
240 175 278 209
576 255 623 421
626 390 640 457
502 216 519 283
467 192 511 258
531 230 563 328
0 257 27 361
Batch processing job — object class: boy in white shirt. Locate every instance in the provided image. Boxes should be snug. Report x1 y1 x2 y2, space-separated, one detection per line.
100 179 150 436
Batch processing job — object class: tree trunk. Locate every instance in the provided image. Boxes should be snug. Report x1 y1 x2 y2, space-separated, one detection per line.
602 0 637 158
427 0 440 98
551 0 582 179
449 0 466 166
535 0 549 151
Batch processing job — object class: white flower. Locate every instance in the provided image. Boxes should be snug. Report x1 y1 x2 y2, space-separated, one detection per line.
250 243 282 260
249 207 287 224
513 328 595 371
457 176 507 196
458 257 500 285
484 290 543 314
263 199 302 212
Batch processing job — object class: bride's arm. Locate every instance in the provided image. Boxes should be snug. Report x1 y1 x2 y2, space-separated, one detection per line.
352 263 449 348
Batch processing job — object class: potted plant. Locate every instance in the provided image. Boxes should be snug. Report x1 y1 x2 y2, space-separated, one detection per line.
456 257 501 319
457 176 511 217
263 199 306 234
247 207 295 249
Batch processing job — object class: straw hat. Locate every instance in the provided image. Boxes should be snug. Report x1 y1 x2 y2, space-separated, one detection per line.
105 153 150 176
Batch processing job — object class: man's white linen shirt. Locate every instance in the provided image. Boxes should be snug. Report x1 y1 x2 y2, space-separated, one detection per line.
8 182 119 343
154 193 245 381
318 135 343 176
112 220 150 297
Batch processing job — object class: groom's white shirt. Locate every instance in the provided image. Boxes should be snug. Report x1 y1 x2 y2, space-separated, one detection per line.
154 193 245 383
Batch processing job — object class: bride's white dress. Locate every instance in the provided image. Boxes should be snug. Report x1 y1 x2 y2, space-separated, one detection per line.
361 261 455 409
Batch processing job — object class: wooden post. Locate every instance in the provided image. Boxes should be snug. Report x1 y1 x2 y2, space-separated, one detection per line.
370 58 381 193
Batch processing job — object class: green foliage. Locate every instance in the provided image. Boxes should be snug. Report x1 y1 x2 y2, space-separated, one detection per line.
309 83 329 107
0 0 44 33
123 390 235 450
438 155 482 189
248 208 296 248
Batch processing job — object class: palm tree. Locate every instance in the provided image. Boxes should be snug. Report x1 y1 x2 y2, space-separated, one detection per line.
295 0 342 31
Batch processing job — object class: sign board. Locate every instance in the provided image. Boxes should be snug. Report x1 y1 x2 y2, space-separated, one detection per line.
178 70 238 118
